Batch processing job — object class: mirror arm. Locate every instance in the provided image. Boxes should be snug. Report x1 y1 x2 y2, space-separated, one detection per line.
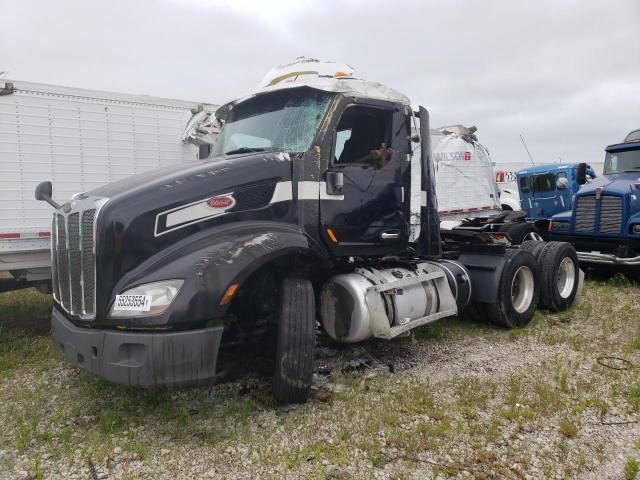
44 198 61 209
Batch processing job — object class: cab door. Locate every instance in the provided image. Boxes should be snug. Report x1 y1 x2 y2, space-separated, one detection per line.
319 103 410 257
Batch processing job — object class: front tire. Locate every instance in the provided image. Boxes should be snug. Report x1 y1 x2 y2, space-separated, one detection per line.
272 278 316 404
485 249 540 328
537 242 580 312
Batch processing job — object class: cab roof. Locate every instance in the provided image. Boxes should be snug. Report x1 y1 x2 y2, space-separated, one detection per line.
215 58 411 120
516 163 580 176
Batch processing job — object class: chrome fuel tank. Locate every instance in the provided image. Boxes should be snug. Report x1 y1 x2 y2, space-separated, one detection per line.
320 262 464 343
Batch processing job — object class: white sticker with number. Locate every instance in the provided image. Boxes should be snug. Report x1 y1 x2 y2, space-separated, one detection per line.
113 294 152 311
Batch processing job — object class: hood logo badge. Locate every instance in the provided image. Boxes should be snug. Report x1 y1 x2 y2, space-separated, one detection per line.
207 196 234 209
595 187 603 200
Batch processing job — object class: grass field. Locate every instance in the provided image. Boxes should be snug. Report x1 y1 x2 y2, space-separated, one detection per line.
1 277 640 479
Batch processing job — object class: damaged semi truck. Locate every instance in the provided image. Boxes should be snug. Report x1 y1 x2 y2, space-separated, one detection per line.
36 61 581 403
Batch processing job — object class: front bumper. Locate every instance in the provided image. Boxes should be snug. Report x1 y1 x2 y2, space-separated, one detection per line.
51 308 223 388
577 251 640 266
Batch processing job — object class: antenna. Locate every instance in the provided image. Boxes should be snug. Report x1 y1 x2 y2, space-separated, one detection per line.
519 134 535 166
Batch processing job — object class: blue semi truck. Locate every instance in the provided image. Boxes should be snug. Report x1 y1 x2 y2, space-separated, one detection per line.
546 130 640 266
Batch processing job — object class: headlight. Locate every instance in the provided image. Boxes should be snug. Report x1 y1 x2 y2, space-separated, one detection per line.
109 279 184 318
552 221 569 232
633 225 640 234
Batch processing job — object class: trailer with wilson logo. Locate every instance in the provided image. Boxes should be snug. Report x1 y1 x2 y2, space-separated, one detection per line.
0 79 216 292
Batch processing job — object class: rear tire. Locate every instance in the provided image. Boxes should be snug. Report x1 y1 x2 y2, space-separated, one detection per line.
485 249 540 328
537 242 580 312
520 240 546 260
499 223 542 245
272 278 316 404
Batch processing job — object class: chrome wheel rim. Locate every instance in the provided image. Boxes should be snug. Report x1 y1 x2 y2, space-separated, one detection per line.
557 257 576 299
511 266 535 313
523 232 543 242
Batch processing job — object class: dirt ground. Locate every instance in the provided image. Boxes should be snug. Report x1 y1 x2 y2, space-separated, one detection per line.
1 276 640 479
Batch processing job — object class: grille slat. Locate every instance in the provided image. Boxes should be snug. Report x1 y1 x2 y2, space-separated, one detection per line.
68 213 82 314
56 215 71 309
599 196 622 234
51 207 97 318
82 210 96 315
51 215 60 302
575 196 596 233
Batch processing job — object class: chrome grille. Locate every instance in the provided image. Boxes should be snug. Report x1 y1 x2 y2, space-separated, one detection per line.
55 214 71 308
82 210 96 312
599 196 622 234
575 195 596 233
52 208 97 318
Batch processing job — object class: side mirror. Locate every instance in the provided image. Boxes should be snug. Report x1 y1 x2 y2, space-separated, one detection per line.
556 177 569 190
576 163 587 185
34 181 60 209
325 171 344 196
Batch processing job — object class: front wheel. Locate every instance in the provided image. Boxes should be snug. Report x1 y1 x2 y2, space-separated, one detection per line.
272 278 316 404
485 249 540 328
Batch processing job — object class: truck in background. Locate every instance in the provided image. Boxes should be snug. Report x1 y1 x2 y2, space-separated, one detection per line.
409 124 502 237
37 59 582 403
516 163 597 220
0 79 217 292
548 131 640 267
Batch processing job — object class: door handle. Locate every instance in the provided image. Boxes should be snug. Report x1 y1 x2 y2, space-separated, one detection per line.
381 231 400 240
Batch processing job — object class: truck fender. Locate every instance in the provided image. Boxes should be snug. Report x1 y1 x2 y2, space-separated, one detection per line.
109 222 327 326
456 251 508 304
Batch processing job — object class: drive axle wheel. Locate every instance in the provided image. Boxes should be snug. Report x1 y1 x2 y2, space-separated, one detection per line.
273 278 316 404
520 239 546 259
486 249 540 328
537 242 580 312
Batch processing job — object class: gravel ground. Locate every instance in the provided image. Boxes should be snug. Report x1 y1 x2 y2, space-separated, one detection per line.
1 277 640 479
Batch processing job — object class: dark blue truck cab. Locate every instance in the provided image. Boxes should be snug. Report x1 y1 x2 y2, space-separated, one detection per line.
549 132 640 266
34 60 583 403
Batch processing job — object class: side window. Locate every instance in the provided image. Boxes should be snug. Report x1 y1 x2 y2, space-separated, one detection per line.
532 173 555 192
519 176 530 193
334 106 392 167
556 171 567 182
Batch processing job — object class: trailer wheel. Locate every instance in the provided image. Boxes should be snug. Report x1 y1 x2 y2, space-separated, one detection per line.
520 240 546 259
499 223 542 245
272 278 316 404
485 250 540 328
538 242 579 312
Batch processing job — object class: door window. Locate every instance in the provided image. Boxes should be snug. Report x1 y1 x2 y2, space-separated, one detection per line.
532 173 555 192
519 176 530 193
333 106 392 168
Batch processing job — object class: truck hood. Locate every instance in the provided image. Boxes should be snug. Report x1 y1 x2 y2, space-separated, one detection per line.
88 151 293 315
577 172 640 196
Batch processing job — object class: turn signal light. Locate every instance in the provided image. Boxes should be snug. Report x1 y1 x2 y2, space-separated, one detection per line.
326 228 338 244
220 284 239 306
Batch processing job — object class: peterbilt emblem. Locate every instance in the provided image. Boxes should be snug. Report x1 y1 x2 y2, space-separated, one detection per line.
154 191 236 237
207 196 234 209
595 187 603 200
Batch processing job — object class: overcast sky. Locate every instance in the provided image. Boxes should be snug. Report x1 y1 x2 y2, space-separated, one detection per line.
2 0 639 165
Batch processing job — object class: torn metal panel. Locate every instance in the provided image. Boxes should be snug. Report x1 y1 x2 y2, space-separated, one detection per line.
215 58 410 122
182 108 220 146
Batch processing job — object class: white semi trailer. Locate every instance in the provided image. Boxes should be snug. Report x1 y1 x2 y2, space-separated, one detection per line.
0 79 217 291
